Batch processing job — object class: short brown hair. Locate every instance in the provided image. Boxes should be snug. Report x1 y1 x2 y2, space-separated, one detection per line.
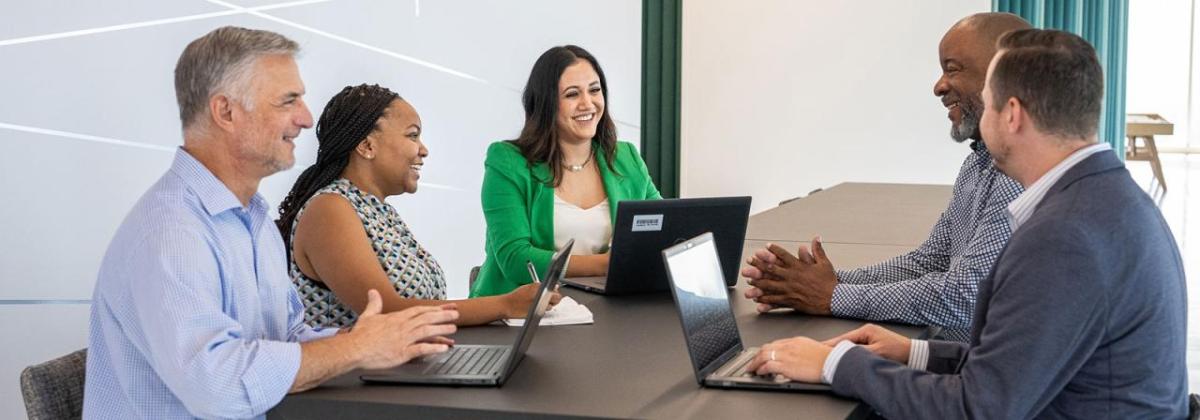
174 26 299 130
989 29 1103 139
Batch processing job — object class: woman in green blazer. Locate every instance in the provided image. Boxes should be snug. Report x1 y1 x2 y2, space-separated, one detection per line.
471 45 660 297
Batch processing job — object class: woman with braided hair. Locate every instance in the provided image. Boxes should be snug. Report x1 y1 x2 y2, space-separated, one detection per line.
277 84 557 328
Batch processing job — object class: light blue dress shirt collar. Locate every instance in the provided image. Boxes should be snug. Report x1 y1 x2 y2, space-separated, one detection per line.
1006 142 1112 231
172 147 269 218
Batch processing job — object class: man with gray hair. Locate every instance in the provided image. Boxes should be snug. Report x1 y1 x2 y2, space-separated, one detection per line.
85 26 459 419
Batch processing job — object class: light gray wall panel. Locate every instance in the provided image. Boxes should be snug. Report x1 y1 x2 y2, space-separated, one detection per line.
0 133 172 300
0 1 221 40
1 1 640 416
0 1 640 299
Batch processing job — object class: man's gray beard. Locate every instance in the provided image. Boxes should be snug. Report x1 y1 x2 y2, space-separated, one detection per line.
950 103 981 143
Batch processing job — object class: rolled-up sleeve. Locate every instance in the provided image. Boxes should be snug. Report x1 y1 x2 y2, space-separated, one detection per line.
287 289 339 342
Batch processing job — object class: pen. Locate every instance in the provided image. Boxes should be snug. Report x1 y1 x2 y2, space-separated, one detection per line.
526 261 542 284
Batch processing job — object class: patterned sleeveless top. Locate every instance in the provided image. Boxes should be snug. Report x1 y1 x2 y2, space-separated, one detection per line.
289 179 447 328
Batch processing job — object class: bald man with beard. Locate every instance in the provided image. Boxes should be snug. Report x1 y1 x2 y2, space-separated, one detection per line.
744 13 1031 343
747 28 1190 420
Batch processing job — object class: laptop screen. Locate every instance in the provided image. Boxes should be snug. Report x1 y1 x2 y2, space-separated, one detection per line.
663 233 742 378
607 197 752 292
504 239 574 378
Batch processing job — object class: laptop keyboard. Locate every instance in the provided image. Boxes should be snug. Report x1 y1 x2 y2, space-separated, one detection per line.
718 350 758 378
424 346 507 376
715 347 787 382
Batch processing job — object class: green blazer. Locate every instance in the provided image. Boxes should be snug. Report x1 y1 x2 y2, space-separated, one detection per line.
470 140 661 297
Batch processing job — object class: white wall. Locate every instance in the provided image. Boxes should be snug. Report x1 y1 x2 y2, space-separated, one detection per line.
0 1 640 418
1126 0 1193 150
681 0 990 214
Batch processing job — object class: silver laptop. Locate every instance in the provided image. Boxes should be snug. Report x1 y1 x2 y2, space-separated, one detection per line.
662 233 829 391
562 196 751 295
358 239 574 386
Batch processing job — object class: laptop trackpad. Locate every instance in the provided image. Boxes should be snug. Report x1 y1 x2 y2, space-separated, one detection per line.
565 276 606 289
360 359 431 377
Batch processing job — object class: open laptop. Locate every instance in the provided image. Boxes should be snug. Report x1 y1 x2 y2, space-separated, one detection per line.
561 197 751 295
662 232 829 391
359 239 574 386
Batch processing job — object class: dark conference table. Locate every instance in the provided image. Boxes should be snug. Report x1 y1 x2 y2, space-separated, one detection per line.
746 182 952 246
270 183 950 419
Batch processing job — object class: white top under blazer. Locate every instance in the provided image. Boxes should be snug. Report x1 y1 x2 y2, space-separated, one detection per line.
553 194 612 256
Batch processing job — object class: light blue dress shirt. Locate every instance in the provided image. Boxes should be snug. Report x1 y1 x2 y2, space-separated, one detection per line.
84 148 337 419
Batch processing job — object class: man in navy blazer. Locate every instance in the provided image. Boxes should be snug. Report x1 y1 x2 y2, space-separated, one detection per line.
745 29 1189 418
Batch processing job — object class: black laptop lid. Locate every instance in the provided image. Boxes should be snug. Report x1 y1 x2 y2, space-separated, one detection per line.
662 233 744 382
608 196 751 293
501 239 573 379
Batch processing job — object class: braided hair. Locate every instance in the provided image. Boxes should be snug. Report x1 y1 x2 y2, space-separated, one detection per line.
276 84 401 256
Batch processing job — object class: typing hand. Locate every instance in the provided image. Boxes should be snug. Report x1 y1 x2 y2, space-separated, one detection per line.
349 289 459 370
745 337 832 383
821 324 911 364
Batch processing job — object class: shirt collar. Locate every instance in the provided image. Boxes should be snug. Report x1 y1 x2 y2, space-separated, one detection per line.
170 147 267 217
969 140 994 162
969 140 986 153
1006 142 1112 231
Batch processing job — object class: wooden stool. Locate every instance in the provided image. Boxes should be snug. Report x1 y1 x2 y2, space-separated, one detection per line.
1125 113 1173 192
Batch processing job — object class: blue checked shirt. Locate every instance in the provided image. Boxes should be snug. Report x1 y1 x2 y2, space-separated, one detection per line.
830 141 1022 342
85 149 337 419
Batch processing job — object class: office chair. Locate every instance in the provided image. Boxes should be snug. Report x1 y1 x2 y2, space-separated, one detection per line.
20 348 87 420
468 265 481 290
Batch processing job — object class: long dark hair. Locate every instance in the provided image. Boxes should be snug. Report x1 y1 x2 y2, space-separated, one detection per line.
511 45 618 186
276 84 400 255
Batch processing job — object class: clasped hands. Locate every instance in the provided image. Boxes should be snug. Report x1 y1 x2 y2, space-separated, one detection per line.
740 236 838 315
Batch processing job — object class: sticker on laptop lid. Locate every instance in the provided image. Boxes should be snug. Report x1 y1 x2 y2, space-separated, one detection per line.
632 214 664 232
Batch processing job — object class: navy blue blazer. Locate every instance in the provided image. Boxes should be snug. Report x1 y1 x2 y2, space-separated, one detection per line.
831 150 1189 419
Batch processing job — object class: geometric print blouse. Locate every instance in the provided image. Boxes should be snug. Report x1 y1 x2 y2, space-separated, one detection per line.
289 178 447 328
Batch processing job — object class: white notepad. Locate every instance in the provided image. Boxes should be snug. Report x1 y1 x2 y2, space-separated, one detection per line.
503 296 593 326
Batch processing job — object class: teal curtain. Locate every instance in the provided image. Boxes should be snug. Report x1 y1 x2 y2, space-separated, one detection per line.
641 0 681 198
994 0 1128 156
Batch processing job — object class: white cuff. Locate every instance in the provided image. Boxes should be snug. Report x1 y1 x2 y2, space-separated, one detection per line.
908 339 929 371
821 340 857 384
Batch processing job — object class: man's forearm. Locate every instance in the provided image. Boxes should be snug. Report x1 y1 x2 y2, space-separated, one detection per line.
830 271 975 330
290 334 363 393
